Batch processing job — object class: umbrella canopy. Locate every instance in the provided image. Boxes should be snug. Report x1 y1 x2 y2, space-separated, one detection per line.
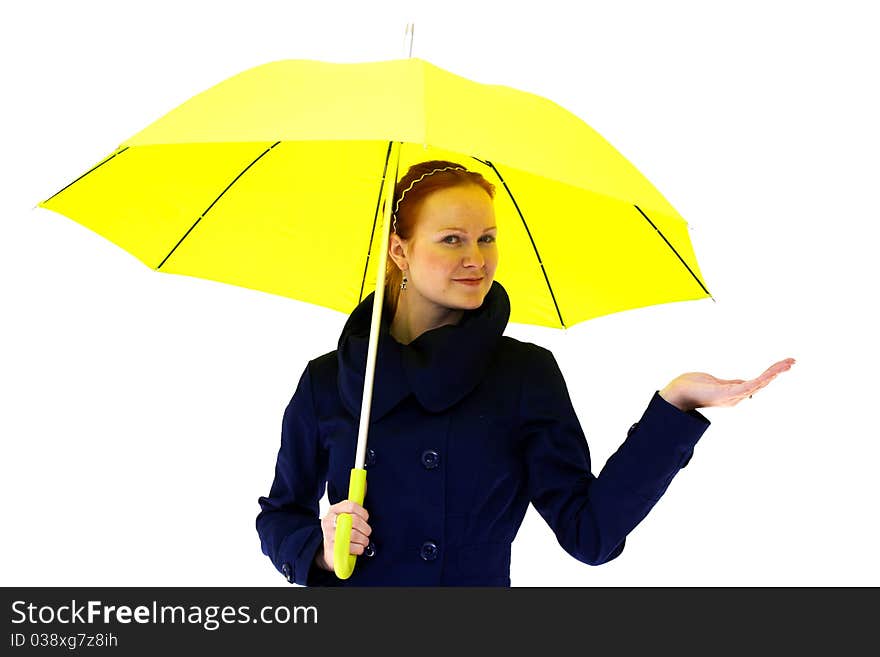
39 57 710 328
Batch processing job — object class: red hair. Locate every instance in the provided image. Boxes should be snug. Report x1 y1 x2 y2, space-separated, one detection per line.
382 160 496 319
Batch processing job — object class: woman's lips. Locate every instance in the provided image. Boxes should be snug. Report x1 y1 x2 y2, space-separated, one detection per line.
454 278 483 286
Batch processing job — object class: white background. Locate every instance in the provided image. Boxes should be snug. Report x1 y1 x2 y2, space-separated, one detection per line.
2 0 877 586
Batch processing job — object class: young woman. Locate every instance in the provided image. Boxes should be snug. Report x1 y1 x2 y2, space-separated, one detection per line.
256 160 794 586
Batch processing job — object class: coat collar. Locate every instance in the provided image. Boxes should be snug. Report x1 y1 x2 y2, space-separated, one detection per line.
337 280 511 422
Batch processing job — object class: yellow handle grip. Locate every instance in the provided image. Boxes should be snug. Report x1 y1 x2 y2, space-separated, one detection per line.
333 467 367 580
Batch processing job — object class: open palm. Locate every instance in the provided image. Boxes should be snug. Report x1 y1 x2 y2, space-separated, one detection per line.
660 358 796 411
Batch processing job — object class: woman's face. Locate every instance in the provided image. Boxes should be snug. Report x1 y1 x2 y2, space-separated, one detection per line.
393 183 498 312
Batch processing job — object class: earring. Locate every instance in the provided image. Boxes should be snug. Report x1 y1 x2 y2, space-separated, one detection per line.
400 270 408 291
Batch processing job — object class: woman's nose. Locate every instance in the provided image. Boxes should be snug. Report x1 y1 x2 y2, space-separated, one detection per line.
462 242 485 268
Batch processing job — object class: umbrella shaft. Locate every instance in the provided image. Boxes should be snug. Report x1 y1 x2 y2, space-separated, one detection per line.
354 141 402 468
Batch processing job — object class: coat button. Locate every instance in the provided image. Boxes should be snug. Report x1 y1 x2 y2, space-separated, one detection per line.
420 541 439 561
421 449 440 469
365 448 376 468
364 541 376 558
627 422 639 437
281 562 293 583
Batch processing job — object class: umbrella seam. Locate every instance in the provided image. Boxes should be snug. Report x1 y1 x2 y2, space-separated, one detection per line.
633 204 712 298
358 141 394 304
156 141 281 270
478 158 567 328
41 146 130 205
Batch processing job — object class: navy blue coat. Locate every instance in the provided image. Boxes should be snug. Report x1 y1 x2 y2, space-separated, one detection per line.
256 281 710 586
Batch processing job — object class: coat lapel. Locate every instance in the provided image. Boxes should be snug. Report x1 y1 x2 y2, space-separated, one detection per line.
337 281 511 422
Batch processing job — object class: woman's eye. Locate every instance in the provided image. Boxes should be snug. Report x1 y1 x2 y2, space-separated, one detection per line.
442 234 495 244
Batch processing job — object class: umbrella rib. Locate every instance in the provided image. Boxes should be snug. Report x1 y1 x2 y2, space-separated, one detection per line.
359 141 394 304
42 146 130 204
473 157 567 328
633 205 712 298
157 141 281 270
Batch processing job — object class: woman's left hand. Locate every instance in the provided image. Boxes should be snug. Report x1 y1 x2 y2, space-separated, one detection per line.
659 357 796 411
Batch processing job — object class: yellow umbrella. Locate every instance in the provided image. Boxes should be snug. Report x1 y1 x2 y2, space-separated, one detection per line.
38 56 712 579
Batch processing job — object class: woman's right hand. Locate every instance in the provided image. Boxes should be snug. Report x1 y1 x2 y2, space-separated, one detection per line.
317 500 371 572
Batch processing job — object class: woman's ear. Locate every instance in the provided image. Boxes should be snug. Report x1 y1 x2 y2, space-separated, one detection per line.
388 233 408 270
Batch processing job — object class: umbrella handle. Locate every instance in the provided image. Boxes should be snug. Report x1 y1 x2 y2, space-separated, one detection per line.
333 467 367 580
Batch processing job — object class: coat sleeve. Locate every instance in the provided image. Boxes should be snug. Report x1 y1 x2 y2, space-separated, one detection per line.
256 362 339 586
519 347 711 566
